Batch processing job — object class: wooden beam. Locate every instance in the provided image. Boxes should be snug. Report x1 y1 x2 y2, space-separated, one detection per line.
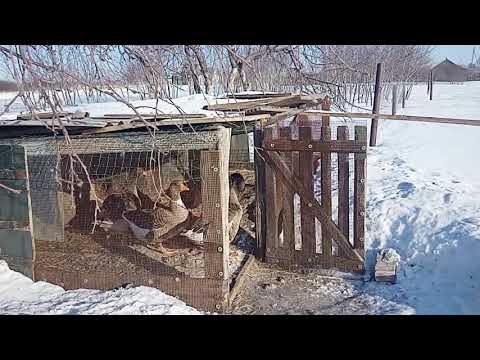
305 110 480 127
101 113 207 119
370 63 383 146
261 150 364 263
81 114 271 135
245 106 290 115
262 100 323 127
228 255 256 307
263 139 366 153
225 92 292 99
203 95 296 111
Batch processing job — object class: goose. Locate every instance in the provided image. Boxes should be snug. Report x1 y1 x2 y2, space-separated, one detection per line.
137 162 186 206
228 173 246 243
122 180 190 255
180 179 202 210
95 192 141 234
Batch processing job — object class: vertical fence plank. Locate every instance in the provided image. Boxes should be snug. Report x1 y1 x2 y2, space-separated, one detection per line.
279 127 295 252
254 124 266 260
321 124 332 257
264 127 279 254
292 120 302 252
298 121 315 259
369 63 383 146
337 126 350 258
354 126 367 254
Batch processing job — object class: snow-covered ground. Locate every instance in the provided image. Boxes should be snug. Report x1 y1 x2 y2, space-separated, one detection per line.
0 261 201 315
1 82 480 314
358 82 480 314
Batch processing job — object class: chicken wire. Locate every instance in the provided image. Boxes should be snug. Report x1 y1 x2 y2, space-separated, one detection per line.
0 127 239 311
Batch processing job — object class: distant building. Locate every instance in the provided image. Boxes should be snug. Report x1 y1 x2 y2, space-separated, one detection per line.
431 58 471 82
467 67 480 81
0 80 18 92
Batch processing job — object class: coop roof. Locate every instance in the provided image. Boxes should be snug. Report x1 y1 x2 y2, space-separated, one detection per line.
0 92 325 139
0 127 229 155
432 58 469 71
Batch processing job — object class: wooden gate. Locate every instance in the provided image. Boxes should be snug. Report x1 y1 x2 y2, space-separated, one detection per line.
254 112 367 273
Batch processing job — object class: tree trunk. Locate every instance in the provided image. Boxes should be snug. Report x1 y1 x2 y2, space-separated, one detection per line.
191 46 212 95
184 46 201 94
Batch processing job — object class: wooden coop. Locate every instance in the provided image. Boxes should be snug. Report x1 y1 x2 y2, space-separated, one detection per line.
0 127 240 311
0 92 369 312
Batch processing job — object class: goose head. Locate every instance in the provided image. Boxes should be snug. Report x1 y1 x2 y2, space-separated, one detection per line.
230 172 246 194
166 179 190 200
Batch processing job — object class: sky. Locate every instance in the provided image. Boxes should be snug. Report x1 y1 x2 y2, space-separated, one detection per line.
431 45 478 65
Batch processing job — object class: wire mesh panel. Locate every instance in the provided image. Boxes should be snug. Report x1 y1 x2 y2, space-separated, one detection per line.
0 127 233 312
28 154 64 242
0 144 34 278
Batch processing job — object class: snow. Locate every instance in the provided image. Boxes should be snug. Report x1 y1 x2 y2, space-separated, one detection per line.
1 88 264 122
377 248 401 265
359 81 480 314
0 261 201 315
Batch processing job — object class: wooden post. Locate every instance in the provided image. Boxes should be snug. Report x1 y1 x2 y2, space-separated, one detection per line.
430 70 433 101
297 116 316 260
200 127 231 311
354 126 367 255
369 63 383 147
254 123 267 261
264 127 279 256
391 84 397 115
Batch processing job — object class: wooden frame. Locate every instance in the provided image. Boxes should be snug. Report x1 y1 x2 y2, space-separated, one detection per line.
255 112 366 273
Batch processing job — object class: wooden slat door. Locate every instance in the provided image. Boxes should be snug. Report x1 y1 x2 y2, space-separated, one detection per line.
0 145 35 278
256 112 367 273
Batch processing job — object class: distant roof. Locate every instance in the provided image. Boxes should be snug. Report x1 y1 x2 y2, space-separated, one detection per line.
433 58 469 71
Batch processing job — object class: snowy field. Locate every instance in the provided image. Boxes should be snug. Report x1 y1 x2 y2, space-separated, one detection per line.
1 82 480 314
359 82 480 314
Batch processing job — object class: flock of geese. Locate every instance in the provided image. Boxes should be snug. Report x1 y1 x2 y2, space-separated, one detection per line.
71 164 246 257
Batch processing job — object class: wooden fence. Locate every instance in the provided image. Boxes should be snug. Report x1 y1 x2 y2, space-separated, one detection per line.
255 113 367 272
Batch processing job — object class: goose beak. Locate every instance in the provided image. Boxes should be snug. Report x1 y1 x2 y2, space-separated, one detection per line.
180 182 190 192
